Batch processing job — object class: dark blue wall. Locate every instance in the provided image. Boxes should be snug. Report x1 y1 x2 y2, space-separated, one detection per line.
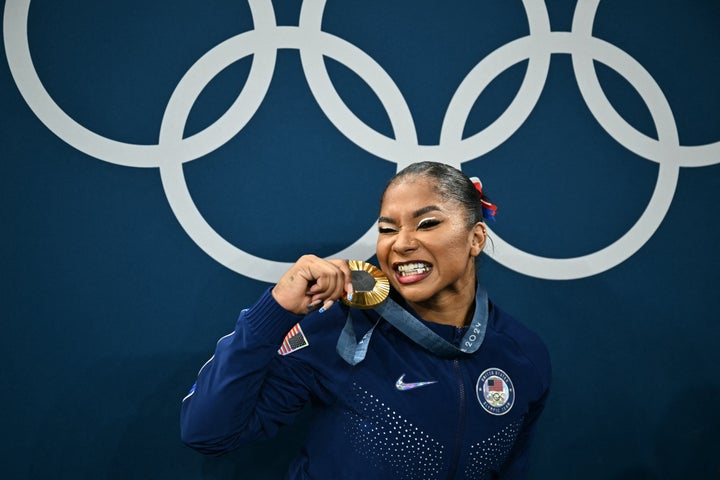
3 0 719 478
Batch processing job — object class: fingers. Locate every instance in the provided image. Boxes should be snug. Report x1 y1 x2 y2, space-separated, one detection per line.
272 255 353 315
308 260 352 313
327 259 354 300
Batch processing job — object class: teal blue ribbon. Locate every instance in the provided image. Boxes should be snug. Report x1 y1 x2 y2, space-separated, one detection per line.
336 287 489 365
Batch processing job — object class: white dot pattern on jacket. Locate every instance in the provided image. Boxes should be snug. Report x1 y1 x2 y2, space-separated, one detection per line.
344 384 527 479
464 417 524 478
344 384 444 479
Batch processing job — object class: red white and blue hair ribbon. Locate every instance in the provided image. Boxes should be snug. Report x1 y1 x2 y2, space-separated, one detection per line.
469 176 498 222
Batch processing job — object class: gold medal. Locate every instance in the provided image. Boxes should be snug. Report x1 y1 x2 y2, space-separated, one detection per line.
341 260 390 309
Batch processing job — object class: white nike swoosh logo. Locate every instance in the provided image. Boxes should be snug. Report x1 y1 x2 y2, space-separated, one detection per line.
395 374 438 391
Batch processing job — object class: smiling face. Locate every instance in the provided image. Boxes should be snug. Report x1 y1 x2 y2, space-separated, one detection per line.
376 175 486 309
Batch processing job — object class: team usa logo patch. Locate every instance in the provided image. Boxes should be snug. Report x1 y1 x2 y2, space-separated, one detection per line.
278 323 309 355
476 368 515 416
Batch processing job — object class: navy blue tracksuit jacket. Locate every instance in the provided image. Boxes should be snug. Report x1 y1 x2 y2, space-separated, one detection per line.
181 288 551 479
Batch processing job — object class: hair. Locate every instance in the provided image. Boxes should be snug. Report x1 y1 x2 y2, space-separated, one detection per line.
381 161 485 228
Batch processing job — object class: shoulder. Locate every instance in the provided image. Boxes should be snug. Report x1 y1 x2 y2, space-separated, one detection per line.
487 301 552 390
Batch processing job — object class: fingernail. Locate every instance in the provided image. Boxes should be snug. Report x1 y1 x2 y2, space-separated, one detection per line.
319 300 335 313
347 293 354 302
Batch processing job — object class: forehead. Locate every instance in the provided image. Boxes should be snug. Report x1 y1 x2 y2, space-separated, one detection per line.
380 176 455 215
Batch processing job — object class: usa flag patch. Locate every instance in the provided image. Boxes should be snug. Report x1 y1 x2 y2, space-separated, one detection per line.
278 323 309 355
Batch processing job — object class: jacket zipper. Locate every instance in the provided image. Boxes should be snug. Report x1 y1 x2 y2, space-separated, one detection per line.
447 357 466 479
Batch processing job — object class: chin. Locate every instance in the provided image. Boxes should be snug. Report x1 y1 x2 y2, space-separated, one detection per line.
392 283 435 304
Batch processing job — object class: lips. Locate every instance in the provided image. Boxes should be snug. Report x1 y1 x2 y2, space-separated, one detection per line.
393 261 432 284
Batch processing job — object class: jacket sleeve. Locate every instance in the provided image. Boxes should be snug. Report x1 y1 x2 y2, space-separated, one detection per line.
496 387 550 478
179 288 315 455
497 335 552 479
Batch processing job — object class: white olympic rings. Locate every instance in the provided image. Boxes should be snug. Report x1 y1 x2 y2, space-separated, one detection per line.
4 0 719 281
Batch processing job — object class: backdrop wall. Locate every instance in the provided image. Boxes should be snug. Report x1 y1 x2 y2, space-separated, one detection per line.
2 0 719 478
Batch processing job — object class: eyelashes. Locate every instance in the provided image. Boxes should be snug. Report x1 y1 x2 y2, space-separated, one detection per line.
378 218 441 234
417 218 440 229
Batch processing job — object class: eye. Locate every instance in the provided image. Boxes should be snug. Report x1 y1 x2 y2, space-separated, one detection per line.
378 225 397 234
417 218 440 229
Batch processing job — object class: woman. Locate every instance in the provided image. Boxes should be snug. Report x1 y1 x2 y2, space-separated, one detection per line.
181 162 551 479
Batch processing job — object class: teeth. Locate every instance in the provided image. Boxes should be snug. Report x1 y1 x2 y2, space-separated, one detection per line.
397 262 431 276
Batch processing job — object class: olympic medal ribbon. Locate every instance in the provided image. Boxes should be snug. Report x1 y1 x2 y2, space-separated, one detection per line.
336 261 489 364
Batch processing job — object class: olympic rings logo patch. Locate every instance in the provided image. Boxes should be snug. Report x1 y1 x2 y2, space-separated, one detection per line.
4 0 719 281
476 368 515 416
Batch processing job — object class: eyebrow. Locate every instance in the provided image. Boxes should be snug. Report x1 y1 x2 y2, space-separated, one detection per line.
378 205 443 224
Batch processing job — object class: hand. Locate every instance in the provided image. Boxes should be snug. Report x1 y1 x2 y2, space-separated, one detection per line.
271 255 354 315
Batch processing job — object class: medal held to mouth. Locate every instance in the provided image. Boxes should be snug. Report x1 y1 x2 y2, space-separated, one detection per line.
335 259 490 366
341 260 390 309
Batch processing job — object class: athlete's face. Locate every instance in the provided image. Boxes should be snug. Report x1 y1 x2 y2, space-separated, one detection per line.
376 176 486 306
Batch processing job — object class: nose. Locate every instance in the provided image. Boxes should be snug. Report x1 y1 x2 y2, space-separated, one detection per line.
392 229 418 254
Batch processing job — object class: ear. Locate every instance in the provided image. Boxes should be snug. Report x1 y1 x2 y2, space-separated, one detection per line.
469 222 487 257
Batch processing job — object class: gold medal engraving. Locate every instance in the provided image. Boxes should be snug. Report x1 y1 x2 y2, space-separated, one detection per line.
341 260 390 309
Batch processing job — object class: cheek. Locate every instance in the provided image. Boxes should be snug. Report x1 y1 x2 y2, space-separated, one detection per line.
375 239 390 265
434 233 474 263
